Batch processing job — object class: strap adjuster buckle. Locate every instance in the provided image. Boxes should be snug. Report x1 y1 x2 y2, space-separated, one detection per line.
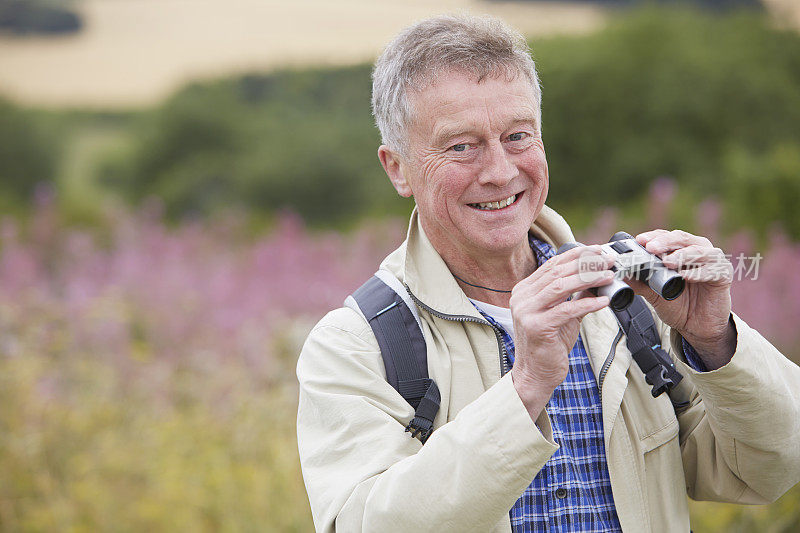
631 344 683 398
405 419 433 444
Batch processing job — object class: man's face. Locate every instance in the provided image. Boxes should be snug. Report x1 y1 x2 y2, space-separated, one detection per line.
382 70 549 262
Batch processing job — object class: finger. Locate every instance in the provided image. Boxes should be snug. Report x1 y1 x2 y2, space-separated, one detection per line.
520 251 615 299
548 294 611 324
644 230 712 255
636 229 671 246
539 246 614 283
536 270 615 309
571 288 598 301
661 245 727 271
517 245 606 289
681 263 733 285
518 247 594 292
549 244 606 265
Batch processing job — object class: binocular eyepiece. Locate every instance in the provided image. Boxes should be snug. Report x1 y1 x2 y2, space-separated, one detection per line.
557 231 685 311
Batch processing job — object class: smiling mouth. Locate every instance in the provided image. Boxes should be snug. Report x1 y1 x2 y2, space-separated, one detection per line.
468 192 520 211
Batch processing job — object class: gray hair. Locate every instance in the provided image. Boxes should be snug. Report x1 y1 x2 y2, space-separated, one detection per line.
371 14 542 155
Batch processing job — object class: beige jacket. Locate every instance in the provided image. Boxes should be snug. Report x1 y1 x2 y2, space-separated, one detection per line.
297 207 800 532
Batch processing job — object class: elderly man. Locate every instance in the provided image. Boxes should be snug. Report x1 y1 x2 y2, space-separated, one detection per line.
296 14 800 532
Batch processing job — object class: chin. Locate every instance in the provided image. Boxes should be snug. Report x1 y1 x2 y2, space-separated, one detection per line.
473 226 529 252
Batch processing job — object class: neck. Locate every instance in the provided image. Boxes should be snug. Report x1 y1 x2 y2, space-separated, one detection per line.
443 239 537 308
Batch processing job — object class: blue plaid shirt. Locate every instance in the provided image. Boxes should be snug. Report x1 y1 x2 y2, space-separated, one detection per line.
473 235 623 532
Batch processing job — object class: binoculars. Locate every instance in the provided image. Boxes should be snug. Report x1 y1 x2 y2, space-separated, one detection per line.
557 232 685 311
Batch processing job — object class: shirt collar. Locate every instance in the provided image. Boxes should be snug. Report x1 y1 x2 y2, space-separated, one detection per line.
396 206 575 318
529 233 555 267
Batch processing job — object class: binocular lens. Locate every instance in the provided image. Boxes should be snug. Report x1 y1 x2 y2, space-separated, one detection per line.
597 280 635 311
609 286 635 311
660 277 685 301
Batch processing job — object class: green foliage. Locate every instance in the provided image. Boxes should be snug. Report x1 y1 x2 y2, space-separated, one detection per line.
94 8 800 231
99 66 409 226
534 7 800 227
690 485 800 532
4 6 800 234
722 142 800 238
0 354 313 531
0 98 58 210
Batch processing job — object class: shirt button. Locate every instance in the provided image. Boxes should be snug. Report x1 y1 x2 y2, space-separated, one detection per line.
555 488 568 499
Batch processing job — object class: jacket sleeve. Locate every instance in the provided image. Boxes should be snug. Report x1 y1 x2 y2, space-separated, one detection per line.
296 307 558 532
663 313 800 503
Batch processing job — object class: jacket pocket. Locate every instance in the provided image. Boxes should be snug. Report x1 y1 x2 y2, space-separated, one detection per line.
639 416 689 531
640 418 680 453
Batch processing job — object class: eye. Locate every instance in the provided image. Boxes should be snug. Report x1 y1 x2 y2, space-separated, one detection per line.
507 132 528 142
451 143 469 152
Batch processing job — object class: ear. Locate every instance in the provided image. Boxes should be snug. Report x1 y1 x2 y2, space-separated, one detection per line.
378 145 413 198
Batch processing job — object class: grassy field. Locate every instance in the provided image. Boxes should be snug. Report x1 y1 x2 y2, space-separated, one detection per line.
1 3 799 529
1 185 799 531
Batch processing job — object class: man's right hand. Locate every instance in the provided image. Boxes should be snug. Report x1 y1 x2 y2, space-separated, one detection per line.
508 246 616 421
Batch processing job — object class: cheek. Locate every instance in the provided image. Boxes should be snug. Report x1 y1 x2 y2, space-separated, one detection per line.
521 151 548 185
418 161 471 203
438 170 476 213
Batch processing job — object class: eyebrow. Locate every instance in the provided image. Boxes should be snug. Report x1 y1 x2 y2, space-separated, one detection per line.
432 114 539 147
432 127 474 148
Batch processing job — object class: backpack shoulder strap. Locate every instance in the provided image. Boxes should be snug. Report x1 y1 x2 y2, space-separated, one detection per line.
612 296 685 405
349 273 440 443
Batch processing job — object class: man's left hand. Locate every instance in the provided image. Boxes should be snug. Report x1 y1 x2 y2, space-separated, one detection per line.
631 229 736 370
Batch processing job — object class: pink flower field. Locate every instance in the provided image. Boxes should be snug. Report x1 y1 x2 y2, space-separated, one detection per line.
0 197 405 391
4 184 796 378
0 183 798 530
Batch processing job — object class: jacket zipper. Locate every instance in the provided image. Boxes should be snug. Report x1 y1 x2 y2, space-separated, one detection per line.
598 328 624 402
405 287 510 377
406 280 622 394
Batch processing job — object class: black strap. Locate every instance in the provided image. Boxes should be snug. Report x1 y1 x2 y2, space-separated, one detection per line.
352 276 440 443
612 296 683 398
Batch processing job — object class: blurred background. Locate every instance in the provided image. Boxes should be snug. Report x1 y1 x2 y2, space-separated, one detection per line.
1 0 799 530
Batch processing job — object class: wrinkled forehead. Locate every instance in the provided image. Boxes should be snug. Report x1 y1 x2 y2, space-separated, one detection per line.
404 68 540 141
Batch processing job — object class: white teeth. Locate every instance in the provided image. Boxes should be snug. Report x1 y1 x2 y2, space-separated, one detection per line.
472 194 517 210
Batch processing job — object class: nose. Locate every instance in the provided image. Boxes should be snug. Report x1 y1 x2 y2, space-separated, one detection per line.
476 140 517 187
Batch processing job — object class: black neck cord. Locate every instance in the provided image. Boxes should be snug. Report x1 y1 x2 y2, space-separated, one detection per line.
452 273 513 294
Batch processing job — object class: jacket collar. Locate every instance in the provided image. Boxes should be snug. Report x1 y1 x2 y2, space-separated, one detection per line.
392 205 576 318
381 205 631 385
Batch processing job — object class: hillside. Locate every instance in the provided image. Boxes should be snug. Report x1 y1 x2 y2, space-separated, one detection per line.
0 0 606 108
